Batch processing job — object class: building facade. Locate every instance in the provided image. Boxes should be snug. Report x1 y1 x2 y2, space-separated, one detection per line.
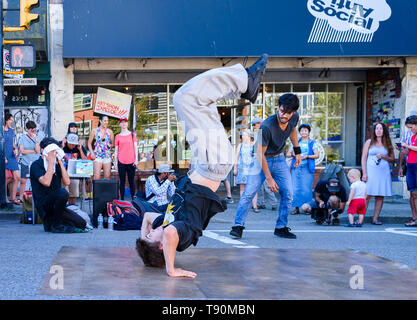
48 0 417 195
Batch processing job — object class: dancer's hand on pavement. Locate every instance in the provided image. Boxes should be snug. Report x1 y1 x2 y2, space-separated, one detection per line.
168 268 197 278
266 178 279 193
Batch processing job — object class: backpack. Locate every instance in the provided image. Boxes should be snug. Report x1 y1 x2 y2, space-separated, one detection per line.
113 212 142 231
65 205 92 228
107 199 143 230
21 191 43 224
63 206 87 230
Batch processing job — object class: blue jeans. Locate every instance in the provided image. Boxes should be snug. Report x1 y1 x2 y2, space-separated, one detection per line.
233 155 293 229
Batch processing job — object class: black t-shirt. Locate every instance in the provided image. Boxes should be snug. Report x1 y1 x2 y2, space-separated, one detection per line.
260 113 299 156
152 176 225 252
314 180 347 203
30 157 63 206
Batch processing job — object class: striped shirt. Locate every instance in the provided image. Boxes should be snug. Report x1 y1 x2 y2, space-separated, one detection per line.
145 174 176 206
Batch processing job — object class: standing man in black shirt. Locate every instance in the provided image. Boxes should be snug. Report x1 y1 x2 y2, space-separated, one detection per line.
136 54 269 278
30 137 71 232
230 93 301 239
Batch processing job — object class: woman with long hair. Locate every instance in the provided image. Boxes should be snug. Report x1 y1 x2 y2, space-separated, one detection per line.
88 115 114 180
4 113 21 204
361 122 395 225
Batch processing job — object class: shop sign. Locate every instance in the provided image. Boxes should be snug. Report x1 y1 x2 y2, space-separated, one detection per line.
4 78 37 86
307 0 391 43
94 87 132 119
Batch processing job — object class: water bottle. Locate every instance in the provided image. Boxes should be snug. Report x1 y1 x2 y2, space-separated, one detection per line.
108 215 114 231
97 214 104 229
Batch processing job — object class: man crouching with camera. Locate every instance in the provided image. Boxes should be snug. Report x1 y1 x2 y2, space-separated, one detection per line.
302 177 347 225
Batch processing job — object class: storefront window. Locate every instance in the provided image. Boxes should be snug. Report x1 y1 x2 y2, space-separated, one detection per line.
297 83 346 165
132 86 168 168
74 94 93 111
73 81 347 170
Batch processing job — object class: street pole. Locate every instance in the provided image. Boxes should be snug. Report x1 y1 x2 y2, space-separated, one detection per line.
0 0 6 207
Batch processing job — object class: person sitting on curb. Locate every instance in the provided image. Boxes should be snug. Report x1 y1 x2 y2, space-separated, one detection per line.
136 54 269 278
301 177 347 225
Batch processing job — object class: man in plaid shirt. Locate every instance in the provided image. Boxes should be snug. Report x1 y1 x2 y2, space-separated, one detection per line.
145 164 176 210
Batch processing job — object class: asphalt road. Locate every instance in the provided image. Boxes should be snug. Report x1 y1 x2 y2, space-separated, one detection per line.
1 202 416 300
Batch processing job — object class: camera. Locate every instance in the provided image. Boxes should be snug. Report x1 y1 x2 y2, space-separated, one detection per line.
311 207 330 225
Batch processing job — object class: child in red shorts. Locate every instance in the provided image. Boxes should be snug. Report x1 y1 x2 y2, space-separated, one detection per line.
345 168 367 227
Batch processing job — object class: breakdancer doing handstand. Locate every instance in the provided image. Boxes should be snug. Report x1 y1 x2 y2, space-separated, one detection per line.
136 54 269 278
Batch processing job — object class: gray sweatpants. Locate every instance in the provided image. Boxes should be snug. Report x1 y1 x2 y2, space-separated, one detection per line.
173 64 248 181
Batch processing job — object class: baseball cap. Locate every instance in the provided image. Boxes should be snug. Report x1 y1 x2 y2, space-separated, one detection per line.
250 117 263 125
327 178 341 193
119 117 128 123
157 163 174 173
66 133 79 145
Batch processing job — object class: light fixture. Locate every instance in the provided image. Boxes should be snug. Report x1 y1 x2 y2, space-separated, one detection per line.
115 70 129 81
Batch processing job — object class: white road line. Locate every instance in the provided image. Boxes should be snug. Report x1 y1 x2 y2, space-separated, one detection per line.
385 228 417 237
207 229 387 233
203 230 259 248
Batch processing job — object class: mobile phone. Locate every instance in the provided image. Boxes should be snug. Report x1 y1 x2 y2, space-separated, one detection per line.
396 142 402 148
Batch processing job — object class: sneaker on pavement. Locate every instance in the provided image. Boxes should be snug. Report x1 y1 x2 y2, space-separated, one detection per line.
274 226 297 239
224 197 234 204
230 226 245 239
241 54 269 103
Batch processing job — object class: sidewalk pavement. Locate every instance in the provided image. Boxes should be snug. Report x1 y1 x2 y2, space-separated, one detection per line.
215 187 415 225
0 188 414 225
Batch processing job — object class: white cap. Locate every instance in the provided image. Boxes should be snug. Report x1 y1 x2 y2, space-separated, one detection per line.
66 133 79 145
157 163 174 173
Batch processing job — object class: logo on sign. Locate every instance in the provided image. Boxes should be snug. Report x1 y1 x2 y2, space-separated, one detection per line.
307 0 391 43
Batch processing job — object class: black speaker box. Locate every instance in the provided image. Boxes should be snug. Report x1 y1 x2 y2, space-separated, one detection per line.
93 179 119 227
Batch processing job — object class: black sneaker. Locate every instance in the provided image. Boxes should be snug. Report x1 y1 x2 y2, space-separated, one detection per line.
230 226 245 239
241 54 269 103
258 205 266 209
274 227 297 239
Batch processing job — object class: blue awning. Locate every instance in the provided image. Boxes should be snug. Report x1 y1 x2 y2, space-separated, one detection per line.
63 0 417 58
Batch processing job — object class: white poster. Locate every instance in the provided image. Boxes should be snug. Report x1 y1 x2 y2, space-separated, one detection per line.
10 107 49 145
94 87 132 119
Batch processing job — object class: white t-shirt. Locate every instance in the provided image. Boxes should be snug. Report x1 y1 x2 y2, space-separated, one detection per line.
351 180 366 199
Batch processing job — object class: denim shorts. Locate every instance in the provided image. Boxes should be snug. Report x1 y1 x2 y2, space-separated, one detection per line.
406 163 417 192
